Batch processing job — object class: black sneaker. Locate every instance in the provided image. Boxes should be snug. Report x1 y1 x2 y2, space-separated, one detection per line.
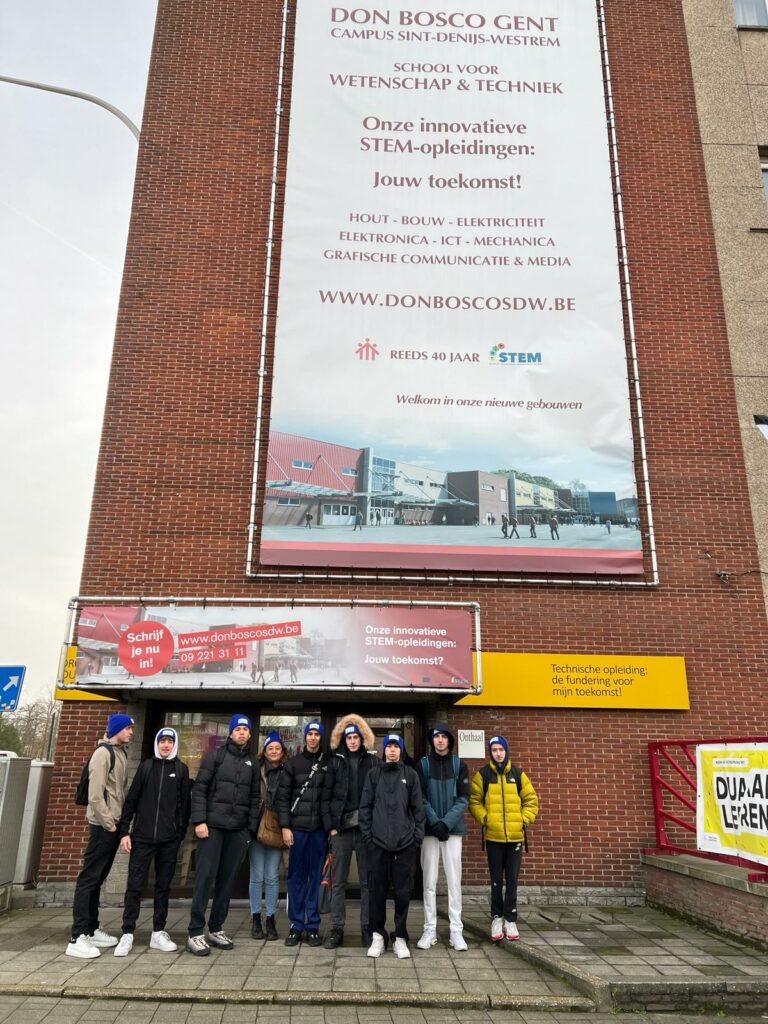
323 928 343 949
285 927 303 947
251 914 264 940
265 915 278 941
306 930 322 947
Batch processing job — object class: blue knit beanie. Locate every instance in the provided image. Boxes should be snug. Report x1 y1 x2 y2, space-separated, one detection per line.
488 735 509 757
304 720 324 737
382 732 403 752
262 730 285 751
106 713 134 738
229 714 252 734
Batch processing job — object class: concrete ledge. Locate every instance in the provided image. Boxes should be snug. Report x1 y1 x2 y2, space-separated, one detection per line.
611 978 768 1013
0 984 592 1012
641 852 768 895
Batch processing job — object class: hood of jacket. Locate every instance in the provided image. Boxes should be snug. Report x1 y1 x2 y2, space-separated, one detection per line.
427 723 455 752
330 713 376 752
154 727 179 760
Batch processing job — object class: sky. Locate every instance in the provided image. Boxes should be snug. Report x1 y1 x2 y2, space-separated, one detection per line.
0 1 158 704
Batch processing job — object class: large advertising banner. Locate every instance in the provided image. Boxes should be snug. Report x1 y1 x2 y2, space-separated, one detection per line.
72 604 474 692
697 743 768 867
259 0 642 575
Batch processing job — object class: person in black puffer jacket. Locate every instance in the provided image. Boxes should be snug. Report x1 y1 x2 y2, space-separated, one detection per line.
114 727 191 955
185 714 260 956
277 720 329 947
320 714 378 948
359 733 424 960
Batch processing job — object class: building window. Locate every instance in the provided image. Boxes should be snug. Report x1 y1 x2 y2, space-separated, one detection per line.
734 0 768 26
481 483 495 492
291 459 313 470
277 497 300 506
342 468 357 476
499 489 506 502
755 415 768 440
760 148 768 201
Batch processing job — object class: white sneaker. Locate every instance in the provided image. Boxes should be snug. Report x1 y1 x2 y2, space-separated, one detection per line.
491 916 504 942
150 930 178 952
65 934 100 959
186 934 211 957
416 931 437 949
392 937 411 959
114 934 134 957
90 928 118 948
504 920 519 941
449 932 468 951
367 933 385 958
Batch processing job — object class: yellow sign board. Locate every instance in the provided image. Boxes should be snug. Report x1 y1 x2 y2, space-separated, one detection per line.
462 652 688 709
697 743 768 867
55 644 117 702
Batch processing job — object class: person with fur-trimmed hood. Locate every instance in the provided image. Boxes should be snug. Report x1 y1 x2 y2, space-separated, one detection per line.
320 713 378 948
416 724 470 951
113 727 192 956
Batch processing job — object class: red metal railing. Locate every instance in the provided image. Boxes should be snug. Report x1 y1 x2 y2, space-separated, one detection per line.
645 737 768 884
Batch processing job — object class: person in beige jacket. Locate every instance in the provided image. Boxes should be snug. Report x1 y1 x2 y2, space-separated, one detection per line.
66 713 134 959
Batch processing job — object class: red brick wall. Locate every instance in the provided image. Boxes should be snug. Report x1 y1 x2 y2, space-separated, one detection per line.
644 865 768 946
43 0 768 887
39 702 128 881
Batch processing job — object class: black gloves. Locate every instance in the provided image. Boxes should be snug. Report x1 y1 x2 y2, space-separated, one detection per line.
432 821 450 841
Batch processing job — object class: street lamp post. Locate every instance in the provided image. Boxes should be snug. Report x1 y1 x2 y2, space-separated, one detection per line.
0 74 140 140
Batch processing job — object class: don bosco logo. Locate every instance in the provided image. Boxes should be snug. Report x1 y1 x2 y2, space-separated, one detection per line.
489 343 542 365
355 338 379 360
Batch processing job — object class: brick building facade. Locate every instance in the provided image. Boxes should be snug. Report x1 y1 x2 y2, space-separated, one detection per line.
40 0 768 902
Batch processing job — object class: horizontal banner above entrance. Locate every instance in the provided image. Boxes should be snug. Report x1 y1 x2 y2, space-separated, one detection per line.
70 604 475 693
460 652 688 709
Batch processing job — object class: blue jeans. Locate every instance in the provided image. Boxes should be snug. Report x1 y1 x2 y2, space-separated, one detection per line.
287 828 325 930
249 841 282 916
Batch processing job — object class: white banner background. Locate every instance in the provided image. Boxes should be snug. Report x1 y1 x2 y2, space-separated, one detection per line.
264 0 638 568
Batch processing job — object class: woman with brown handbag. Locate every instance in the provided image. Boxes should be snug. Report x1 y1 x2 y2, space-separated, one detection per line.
249 731 288 940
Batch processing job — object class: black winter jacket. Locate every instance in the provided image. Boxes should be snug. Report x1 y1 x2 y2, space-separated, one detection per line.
277 748 329 832
118 756 192 844
190 739 259 831
321 748 377 832
359 760 425 852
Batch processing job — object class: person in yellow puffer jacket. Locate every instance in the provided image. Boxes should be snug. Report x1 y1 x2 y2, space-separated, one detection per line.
469 734 538 943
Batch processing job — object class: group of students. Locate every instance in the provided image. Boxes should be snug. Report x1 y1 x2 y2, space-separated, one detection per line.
66 711 538 961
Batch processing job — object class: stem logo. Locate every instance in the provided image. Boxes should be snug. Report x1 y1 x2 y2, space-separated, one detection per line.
490 343 542 365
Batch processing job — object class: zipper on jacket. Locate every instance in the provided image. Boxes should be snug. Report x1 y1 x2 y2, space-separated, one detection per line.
500 765 508 841
153 760 165 842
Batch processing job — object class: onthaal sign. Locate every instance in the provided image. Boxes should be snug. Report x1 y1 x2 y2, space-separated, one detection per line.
697 743 768 867
259 0 641 575
70 604 475 692
459 652 688 709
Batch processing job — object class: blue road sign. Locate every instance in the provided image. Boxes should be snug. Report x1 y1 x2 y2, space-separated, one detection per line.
0 666 26 712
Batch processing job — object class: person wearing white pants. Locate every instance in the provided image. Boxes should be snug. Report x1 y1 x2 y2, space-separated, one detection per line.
416 725 470 951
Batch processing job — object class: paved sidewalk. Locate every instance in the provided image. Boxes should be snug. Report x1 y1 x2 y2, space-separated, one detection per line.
461 902 768 1011
0 902 766 1014
0 904 584 1012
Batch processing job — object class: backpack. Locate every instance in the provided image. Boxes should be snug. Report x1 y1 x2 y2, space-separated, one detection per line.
479 763 528 851
419 754 461 798
75 742 115 805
